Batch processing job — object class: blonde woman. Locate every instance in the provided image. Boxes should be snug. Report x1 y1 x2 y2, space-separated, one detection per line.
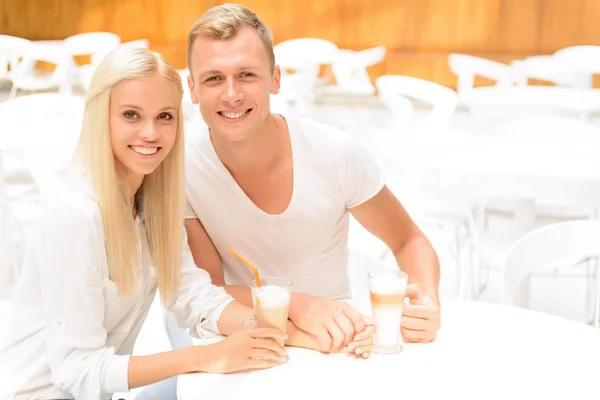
0 47 327 400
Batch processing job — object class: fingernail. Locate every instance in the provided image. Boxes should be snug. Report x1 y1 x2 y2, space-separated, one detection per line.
355 348 363 354
283 334 288 339
280 353 289 363
363 352 370 358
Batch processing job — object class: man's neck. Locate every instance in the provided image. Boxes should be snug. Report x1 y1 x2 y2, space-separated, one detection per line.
210 113 287 175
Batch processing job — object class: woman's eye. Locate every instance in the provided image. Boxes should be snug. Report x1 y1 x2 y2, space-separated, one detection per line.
158 113 173 121
123 111 138 119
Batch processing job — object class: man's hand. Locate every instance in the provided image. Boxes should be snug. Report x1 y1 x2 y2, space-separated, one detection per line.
401 284 441 343
288 293 367 353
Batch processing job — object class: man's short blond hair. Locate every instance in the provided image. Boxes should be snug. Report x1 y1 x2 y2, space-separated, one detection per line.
187 3 275 75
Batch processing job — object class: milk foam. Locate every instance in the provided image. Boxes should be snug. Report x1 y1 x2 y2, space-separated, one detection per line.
255 286 290 308
369 272 407 295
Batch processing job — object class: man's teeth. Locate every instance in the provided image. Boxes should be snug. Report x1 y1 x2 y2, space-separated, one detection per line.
131 146 158 155
221 110 247 119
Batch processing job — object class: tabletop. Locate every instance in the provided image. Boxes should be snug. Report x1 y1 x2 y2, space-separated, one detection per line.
177 299 600 400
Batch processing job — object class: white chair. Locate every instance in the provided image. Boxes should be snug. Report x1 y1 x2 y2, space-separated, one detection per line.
8 42 72 98
510 56 584 88
64 32 121 90
553 45 600 89
0 35 31 86
317 46 386 98
0 94 84 290
274 38 339 114
481 116 600 222
79 38 148 92
503 220 600 327
443 173 600 299
447 53 513 105
375 75 458 132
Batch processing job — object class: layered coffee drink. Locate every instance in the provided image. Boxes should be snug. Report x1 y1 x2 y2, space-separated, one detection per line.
368 270 408 354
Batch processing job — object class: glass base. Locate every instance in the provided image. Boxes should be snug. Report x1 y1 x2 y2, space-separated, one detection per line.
373 342 404 354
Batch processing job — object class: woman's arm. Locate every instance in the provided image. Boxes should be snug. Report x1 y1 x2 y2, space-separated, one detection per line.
38 208 134 396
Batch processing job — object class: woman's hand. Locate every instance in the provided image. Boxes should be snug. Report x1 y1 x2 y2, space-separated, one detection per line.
346 318 375 359
193 328 288 373
286 317 375 359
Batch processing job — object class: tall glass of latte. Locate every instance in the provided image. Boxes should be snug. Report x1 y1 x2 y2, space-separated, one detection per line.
244 277 292 346
368 270 408 354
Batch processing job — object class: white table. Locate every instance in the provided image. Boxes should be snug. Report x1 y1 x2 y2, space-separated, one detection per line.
177 300 600 400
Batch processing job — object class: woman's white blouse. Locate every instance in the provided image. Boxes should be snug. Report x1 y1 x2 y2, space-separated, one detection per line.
0 186 234 400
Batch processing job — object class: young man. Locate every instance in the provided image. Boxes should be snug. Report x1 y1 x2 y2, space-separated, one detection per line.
184 4 441 353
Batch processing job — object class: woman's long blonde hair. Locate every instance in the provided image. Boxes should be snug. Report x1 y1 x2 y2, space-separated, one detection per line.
74 47 185 307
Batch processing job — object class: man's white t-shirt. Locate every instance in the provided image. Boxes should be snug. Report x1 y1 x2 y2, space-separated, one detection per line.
184 114 385 300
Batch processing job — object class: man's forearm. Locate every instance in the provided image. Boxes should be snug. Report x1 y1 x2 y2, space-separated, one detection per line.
394 235 440 302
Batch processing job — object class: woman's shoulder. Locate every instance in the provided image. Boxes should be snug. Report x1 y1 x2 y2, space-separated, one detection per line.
38 183 103 238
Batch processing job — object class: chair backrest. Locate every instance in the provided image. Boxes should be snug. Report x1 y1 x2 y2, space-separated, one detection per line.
376 75 458 131
510 56 584 88
448 53 513 102
0 35 31 74
64 32 120 57
554 45 600 61
12 42 72 84
274 38 338 74
553 46 600 88
502 220 600 306
331 46 385 93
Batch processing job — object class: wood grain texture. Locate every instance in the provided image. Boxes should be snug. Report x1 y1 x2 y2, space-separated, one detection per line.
1 0 598 88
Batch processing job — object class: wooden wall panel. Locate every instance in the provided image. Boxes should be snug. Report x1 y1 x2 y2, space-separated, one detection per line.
1 0 599 89
537 0 584 52
580 0 600 45
497 0 541 53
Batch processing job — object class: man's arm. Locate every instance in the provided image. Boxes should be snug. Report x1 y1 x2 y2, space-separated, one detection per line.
350 185 440 300
350 185 441 342
184 218 254 306
184 217 369 352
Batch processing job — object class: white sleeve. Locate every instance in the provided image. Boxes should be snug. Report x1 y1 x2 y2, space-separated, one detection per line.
340 140 386 209
169 228 234 339
38 207 130 398
184 197 198 220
